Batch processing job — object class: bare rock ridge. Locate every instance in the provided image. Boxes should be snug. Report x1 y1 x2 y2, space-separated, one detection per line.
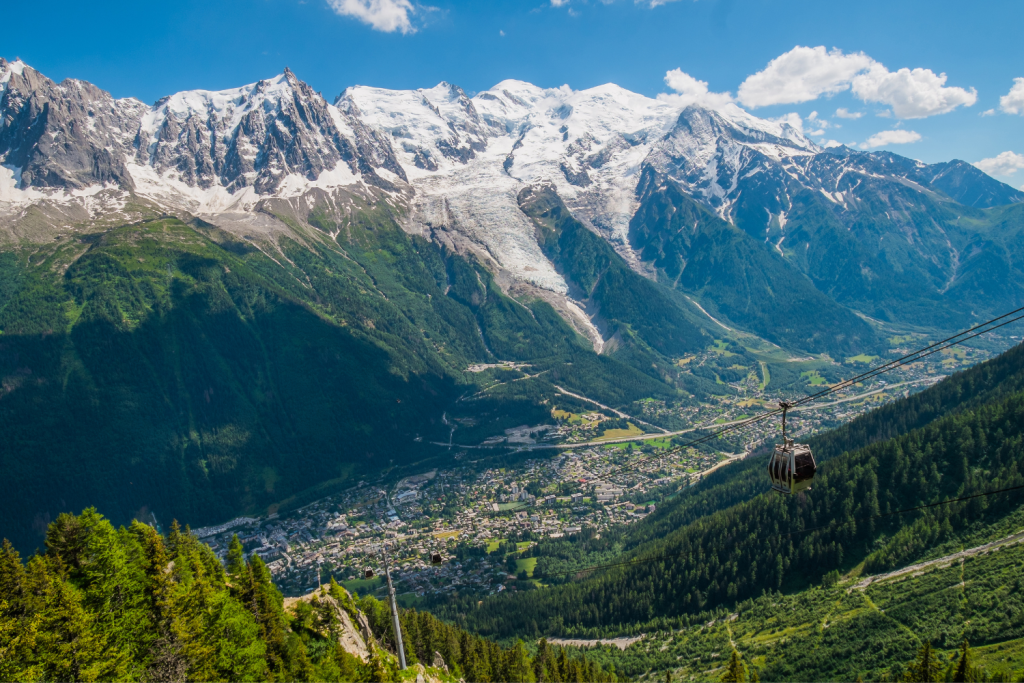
283 586 448 683
0 57 144 190
138 67 406 195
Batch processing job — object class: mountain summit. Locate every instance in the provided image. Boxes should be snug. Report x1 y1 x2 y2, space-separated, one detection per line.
2 60 1023 341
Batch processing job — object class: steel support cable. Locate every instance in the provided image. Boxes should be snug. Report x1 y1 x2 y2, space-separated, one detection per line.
486 310 1024 583
593 309 1024 482
526 482 1024 582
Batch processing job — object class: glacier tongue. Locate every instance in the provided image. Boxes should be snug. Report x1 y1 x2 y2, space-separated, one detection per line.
403 137 569 294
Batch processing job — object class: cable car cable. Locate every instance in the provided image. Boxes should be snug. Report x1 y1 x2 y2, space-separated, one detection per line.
590 308 1024 482
469 310 1024 585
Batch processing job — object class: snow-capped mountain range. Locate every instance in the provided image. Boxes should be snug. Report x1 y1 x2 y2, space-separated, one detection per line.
2 57 1021 344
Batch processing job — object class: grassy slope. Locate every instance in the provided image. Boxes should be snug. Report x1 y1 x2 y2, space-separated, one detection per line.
577 539 1024 682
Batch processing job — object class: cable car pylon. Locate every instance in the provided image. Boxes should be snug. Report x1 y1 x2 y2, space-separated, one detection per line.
767 401 817 494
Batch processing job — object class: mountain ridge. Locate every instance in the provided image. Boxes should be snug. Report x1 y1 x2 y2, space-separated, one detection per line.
4 58 1022 348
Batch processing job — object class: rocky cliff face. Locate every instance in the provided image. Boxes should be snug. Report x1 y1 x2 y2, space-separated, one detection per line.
137 68 406 195
283 587 448 683
0 58 144 190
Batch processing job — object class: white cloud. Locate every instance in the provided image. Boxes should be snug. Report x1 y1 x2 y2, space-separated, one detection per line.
1000 77 1024 115
737 46 975 118
821 139 844 148
974 151 1024 177
981 109 997 116
772 112 804 134
835 107 863 119
551 0 569 5
807 111 834 130
499 30 505 36
326 0 418 33
737 46 874 107
851 65 976 119
658 68 735 109
860 129 922 149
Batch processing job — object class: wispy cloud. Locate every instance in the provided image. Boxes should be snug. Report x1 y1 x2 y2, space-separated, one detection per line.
860 129 922 149
835 107 863 119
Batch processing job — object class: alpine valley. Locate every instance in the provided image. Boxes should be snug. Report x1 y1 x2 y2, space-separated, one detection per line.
1 55 1023 558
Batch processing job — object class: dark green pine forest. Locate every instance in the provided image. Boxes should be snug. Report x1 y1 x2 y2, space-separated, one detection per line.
0 509 615 682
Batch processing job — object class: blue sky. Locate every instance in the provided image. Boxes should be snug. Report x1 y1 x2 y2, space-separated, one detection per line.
5 0 1023 184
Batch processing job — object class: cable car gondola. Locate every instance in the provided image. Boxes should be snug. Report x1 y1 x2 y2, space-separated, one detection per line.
767 402 817 495
363 568 375 579
430 552 443 565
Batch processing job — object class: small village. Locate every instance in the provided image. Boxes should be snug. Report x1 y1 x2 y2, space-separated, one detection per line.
191 340 999 600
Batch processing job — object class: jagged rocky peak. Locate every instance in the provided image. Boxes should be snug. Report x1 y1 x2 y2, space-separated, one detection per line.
0 57 144 190
138 68 352 193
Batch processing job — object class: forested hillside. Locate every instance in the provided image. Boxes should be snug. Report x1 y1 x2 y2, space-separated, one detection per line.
518 184 708 360
0 206 682 551
0 509 615 682
628 167 880 357
561 538 1024 682
435 341 1024 639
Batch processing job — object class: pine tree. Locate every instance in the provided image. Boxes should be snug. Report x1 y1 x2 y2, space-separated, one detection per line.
953 640 973 683
22 554 54 616
45 512 88 571
227 534 245 577
536 637 551 682
287 635 316 683
503 639 531 683
36 578 113 682
78 511 150 675
130 521 189 682
204 592 267 681
722 649 746 682
912 641 941 683
0 597 40 681
0 540 26 616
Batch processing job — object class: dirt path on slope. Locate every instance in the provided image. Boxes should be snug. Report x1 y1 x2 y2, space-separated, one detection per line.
852 528 1024 590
